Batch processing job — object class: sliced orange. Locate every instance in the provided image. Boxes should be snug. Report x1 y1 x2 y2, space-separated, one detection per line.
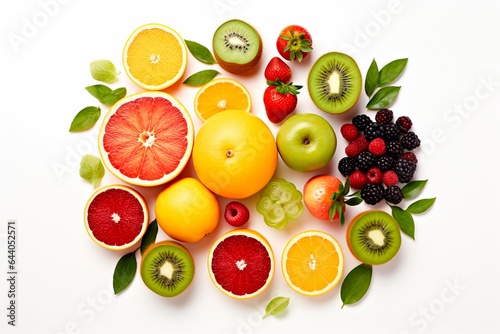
282 230 344 296
194 78 252 122
122 23 187 90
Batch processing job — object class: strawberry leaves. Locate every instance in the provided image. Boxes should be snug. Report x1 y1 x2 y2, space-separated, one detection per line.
329 177 363 226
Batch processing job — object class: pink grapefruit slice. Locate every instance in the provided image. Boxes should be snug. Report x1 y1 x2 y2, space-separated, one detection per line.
98 91 194 187
84 184 149 251
207 229 275 299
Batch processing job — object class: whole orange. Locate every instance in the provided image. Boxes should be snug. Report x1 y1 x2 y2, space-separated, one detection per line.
192 109 278 199
155 177 220 243
303 174 344 221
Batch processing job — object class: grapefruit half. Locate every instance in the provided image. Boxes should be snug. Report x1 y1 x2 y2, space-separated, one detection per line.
98 91 194 187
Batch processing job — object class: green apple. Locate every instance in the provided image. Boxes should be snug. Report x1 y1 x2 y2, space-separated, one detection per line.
276 113 336 172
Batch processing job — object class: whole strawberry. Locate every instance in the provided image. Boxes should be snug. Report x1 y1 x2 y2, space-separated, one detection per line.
264 57 292 84
263 82 302 123
276 25 313 62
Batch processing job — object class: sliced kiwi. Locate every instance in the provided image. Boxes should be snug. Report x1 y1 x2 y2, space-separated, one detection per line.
140 241 195 297
346 210 401 265
212 19 262 74
307 52 362 114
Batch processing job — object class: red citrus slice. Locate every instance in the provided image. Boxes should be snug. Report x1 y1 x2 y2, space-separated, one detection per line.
207 229 275 299
84 184 149 250
98 91 194 187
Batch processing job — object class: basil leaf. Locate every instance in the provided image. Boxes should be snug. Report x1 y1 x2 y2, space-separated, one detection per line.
378 58 408 87
140 219 158 255
402 180 428 199
390 205 415 239
407 198 436 214
99 87 127 106
113 251 137 294
86 84 112 99
69 106 101 132
341 263 372 308
79 154 105 188
263 296 290 318
366 86 401 110
365 59 379 97
183 69 219 86
185 40 217 64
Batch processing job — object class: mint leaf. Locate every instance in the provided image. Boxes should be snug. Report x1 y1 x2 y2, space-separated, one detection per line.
86 85 126 106
183 69 219 86
341 263 372 308
406 198 436 214
366 86 401 110
69 106 101 132
378 58 408 87
113 251 137 294
90 59 120 83
185 40 217 64
140 220 158 255
365 59 379 97
85 84 111 99
263 296 290 318
402 180 428 199
79 154 105 188
390 205 415 239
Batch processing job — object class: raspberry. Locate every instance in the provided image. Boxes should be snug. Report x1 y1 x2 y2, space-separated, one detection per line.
364 122 383 141
340 123 359 141
338 157 356 177
384 186 403 204
361 184 385 205
375 109 393 125
349 170 368 190
386 140 404 158
382 170 399 187
401 152 418 164
394 158 417 183
345 135 368 157
224 201 250 227
366 166 383 185
381 123 401 141
355 151 376 172
368 138 387 156
352 114 372 131
376 155 395 172
401 131 421 150
396 116 413 132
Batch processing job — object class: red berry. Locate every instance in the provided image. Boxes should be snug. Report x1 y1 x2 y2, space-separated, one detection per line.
340 123 359 141
382 170 399 187
368 138 387 156
366 166 383 185
349 170 368 190
401 152 418 164
396 116 413 132
345 135 368 158
224 201 250 227
264 56 292 83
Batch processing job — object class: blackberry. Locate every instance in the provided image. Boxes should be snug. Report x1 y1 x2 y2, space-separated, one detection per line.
364 122 383 141
352 114 372 131
338 157 356 177
401 131 421 150
375 109 394 125
361 184 385 205
381 123 401 141
396 116 413 132
355 151 376 172
376 155 395 172
384 185 403 204
386 140 404 158
393 158 417 183
401 152 418 164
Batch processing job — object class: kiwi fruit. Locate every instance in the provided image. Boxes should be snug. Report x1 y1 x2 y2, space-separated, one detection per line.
307 52 362 114
140 241 195 297
212 19 262 74
346 210 401 265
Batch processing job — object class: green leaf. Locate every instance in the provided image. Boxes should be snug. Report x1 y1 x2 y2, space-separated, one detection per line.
140 219 158 255
390 205 415 239
407 198 436 214
183 69 219 86
69 106 101 132
341 263 372 308
85 84 111 99
365 59 379 97
90 59 120 83
79 154 105 188
263 296 290 319
402 180 428 199
378 58 408 87
185 40 217 64
86 85 126 106
366 86 401 110
345 197 363 206
113 251 137 294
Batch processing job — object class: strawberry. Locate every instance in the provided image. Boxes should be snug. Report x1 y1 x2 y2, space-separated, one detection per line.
224 201 250 227
263 82 302 123
276 25 313 62
264 57 292 84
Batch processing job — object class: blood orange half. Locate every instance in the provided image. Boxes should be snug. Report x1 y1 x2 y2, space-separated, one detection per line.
98 91 194 187
207 229 275 299
84 184 149 251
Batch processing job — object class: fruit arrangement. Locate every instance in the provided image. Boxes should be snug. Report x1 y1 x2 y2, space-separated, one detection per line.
71 19 436 314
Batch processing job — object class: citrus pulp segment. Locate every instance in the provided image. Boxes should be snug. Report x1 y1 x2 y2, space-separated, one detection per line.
98 91 194 187
84 184 149 251
123 23 188 90
194 78 252 122
282 230 344 296
207 229 275 299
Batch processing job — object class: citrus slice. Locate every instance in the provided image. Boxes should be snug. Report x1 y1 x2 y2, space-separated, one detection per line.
123 23 188 90
194 78 252 122
282 230 344 296
208 229 275 299
98 91 194 187
84 184 149 251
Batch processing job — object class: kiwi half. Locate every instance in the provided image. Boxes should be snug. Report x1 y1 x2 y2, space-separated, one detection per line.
140 241 195 297
346 210 401 265
212 19 262 74
307 52 362 114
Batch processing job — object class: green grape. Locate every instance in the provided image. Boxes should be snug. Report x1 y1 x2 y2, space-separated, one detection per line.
256 178 304 229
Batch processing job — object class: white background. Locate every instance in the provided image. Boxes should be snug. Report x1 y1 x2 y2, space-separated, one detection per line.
1 0 500 333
